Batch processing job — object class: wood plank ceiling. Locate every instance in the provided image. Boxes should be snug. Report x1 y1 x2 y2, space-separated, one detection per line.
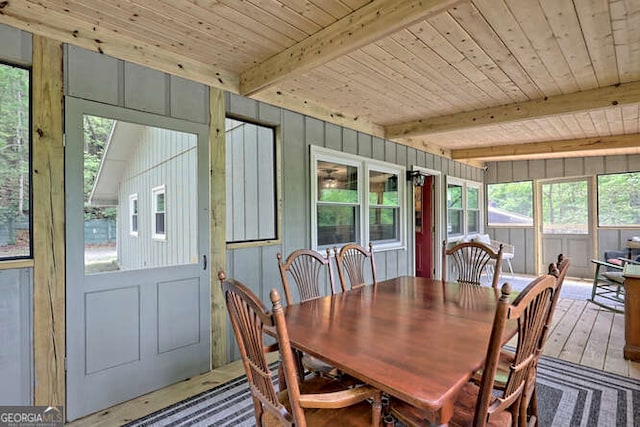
2 0 640 162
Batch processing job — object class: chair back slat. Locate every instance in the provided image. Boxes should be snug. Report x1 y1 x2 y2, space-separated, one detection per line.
335 242 377 290
475 275 556 424
221 280 297 426
443 240 504 288
277 248 336 305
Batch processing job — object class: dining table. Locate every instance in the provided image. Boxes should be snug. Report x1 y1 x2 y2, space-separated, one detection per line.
282 275 517 426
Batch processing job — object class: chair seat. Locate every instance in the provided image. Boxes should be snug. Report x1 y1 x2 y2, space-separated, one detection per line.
389 382 512 427
603 271 625 284
302 353 343 380
263 376 377 426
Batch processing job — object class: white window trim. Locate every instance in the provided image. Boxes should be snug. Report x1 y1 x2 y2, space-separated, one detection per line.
129 193 138 237
152 185 166 241
310 146 405 252
446 176 484 241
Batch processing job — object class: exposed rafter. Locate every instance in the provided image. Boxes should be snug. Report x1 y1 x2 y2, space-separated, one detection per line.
451 134 640 160
386 81 640 138
0 0 239 92
239 0 463 96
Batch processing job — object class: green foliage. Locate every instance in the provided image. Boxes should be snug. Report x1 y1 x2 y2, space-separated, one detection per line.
83 115 116 220
0 64 29 243
541 181 588 232
488 181 533 217
598 172 640 226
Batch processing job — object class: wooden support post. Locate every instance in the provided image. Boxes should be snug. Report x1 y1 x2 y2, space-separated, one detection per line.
209 88 227 368
32 35 65 408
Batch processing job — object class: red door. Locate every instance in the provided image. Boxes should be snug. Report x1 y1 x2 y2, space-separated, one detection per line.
415 176 433 278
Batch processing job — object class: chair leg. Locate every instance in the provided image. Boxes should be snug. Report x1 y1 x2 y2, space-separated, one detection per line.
507 258 514 278
528 387 539 427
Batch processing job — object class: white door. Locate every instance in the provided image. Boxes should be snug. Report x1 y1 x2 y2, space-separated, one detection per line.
538 178 594 278
65 98 211 420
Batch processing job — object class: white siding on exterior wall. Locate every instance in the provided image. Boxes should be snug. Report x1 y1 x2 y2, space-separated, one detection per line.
118 126 198 270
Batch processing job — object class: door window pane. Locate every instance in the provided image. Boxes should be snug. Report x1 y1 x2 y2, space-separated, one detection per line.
84 116 197 273
542 181 588 234
0 63 30 259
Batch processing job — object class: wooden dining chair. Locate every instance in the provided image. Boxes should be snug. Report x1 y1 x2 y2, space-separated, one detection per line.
334 242 377 290
472 256 570 427
277 248 337 306
389 275 556 427
519 255 570 426
277 248 342 381
221 278 382 427
443 240 504 288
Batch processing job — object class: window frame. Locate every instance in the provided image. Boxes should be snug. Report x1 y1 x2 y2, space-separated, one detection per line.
311 146 405 251
0 61 32 262
151 185 166 241
129 193 138 237
225 116 281 248
446 177 483 240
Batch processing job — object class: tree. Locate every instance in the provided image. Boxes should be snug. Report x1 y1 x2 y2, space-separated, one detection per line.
83 115 116 220
0 64 29 248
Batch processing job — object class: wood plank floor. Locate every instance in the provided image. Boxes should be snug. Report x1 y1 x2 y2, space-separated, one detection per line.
69 298 640 426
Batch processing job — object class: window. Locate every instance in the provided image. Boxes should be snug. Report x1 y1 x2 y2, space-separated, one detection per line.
541 180 588 234
369 170 400 242
152 186 166 240
598 171 640 227
225 118 278 243
467 186 480 234
0 63 30 260
487 181 534 226
446 178 483 238
447 183 463 236
311 147 404 250
129 194 138 236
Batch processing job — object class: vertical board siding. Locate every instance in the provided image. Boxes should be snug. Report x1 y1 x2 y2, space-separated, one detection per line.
0 268 33 404
119 127 197 269
258 126 276 238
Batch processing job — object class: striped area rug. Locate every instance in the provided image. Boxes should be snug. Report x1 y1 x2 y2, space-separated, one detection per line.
124 357 640 427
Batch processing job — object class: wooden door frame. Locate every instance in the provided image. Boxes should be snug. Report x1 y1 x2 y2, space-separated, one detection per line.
534 176 597 276
409 167 442 279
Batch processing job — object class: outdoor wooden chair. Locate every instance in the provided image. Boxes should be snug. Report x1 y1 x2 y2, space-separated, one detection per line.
389 275 556 427
443 240 504 288
588 255 638 313
221 278 382 427
334 242 377 290
277 248 341 381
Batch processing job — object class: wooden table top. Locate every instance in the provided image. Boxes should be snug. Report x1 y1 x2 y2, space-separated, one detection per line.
283 276 513 424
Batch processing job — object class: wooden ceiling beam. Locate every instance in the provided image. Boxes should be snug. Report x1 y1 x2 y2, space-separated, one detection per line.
386 80 640 138
0 0 239 93
239 0 463 96
451 133 640 160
